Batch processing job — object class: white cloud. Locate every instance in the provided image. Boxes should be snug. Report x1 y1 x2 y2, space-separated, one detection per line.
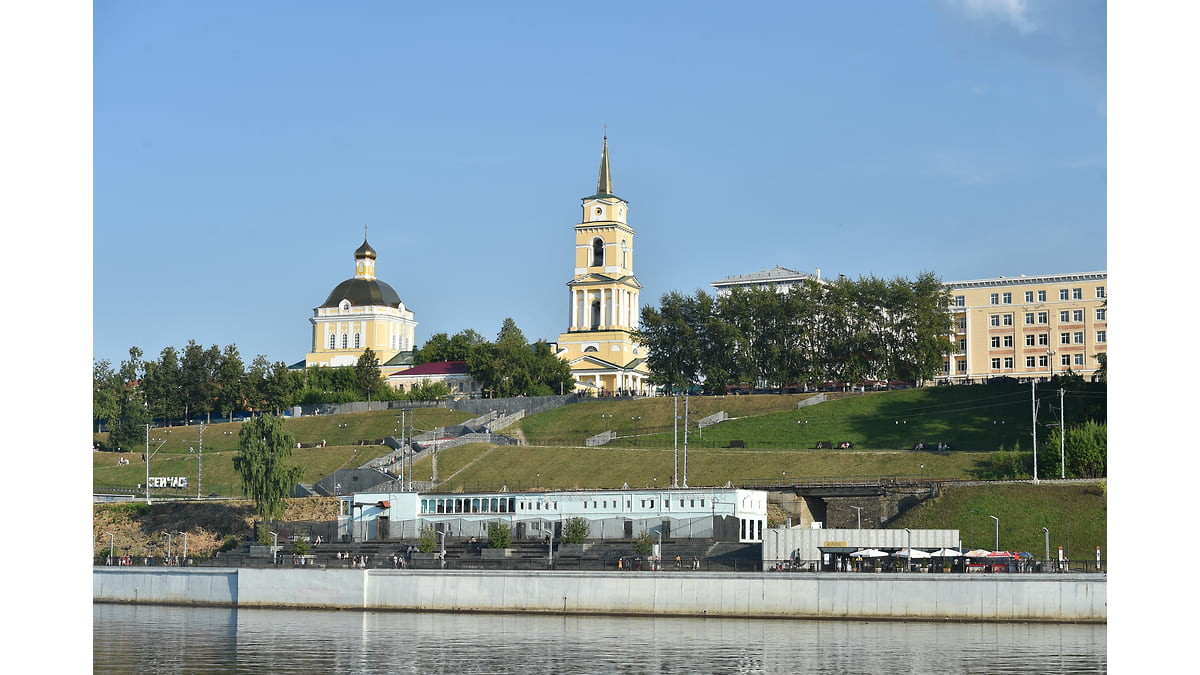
948 0 1038 34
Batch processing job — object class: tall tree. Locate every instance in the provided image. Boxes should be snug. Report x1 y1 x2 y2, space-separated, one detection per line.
232 413 303 520
110 347 149 451
180 340 218 422
635 291 706 392
264 361 296 414
355 348 385 408
93 359 121 434
215 344 246 421
142 346 183 424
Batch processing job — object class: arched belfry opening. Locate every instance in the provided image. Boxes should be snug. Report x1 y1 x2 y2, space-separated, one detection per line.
592 238 605 267
591 300 601 330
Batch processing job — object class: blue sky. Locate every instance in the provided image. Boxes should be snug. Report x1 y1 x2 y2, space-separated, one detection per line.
89 0 1109 368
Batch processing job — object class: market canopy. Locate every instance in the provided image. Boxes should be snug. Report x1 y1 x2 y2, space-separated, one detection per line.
964 549 992 558
850 549 889 558
896 548 931 558
930 548 964 557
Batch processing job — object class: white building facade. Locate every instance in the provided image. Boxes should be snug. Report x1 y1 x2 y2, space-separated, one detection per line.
340 487 768 544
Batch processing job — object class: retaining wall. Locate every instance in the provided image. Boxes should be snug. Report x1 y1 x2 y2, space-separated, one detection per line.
93 568 1105 623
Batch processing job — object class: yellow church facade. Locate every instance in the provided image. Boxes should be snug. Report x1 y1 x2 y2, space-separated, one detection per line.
556 137 652 395
304 236 418 377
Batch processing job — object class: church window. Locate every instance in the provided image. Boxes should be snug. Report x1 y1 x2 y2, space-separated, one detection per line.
584 345 598 353
329 334 336 349
341 334 348 349
354 333 361 349
621 239 628 268
591 301 601 329
592 238 604 266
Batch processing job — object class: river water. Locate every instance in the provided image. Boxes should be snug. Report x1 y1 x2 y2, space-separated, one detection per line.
93 603 1106 673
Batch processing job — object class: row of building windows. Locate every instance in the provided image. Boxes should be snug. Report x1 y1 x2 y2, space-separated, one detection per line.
328 333 363 349
418 496 711 515
956 285 1106 307
984 331 1106 349
946 351 1097 374
987 353 1091 370
986 308 1106 327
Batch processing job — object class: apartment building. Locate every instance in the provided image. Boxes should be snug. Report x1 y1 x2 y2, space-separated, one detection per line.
941 271 1107 383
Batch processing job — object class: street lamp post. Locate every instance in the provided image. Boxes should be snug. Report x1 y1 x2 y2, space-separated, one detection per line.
631 416 641 444
178 532 188 565
103 531 114 563
798 420 807 449
1042 527 1050 568
850 506 862 529
905 528 911 573
164 532 173 561
989 516 999 551
270 531 278 565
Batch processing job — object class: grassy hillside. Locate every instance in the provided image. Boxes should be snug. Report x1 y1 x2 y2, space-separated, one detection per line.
891 482 1107 562
93 407 473 496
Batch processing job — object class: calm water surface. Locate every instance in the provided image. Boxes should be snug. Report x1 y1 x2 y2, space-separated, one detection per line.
94 603 1105 674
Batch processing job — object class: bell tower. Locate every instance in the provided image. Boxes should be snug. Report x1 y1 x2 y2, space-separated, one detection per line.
557 135 651 395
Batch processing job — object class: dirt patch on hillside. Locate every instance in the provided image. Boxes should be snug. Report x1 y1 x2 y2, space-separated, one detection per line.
92 497 340 559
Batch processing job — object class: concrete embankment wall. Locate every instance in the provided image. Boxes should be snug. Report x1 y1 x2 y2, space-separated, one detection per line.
93 568 1105 623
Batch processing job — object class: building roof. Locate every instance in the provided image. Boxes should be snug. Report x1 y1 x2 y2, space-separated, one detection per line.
944 271 1107 289
391 360 470 377
711 265 823 288
320 277 404 308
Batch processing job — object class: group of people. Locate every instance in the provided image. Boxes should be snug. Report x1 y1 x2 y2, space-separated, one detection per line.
618 555 702 571
335 551 369 568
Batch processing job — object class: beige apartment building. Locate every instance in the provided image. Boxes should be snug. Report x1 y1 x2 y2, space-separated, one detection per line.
941 271 1107 383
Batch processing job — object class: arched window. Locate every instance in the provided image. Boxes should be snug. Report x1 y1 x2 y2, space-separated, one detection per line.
621 239 628 268
591 301 601 329
341 334 348 349
584 345 598 353
592 238 604 266
354 333 361 349
329 334 336 349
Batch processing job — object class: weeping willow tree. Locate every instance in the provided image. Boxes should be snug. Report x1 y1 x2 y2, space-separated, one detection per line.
232 413 303 520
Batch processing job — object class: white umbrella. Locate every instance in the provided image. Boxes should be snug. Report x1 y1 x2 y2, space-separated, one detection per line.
850 548 888 558
896 548 931 559
930 548 964 557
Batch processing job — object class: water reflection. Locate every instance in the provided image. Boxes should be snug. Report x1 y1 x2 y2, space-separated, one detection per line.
94 604 1106 674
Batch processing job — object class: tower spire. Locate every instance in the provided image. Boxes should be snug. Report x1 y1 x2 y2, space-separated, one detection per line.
596 132 613 196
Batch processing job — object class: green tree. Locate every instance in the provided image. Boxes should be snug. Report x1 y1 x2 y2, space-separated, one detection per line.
93 359 121 435
406 378 451 401
631 529 654 555
232 413 303 520
141 346 183 424
355 348 385 408
414 332 452 365
487 522 512 549
215 344 246 422
109 347 150 452
1045 421 1107 478
264 361 296 413
562 517 590 544
635 290 707 392
418 525 439 553
180 340 219 422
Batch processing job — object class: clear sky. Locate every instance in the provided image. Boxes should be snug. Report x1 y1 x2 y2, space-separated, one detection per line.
91 0 1108 368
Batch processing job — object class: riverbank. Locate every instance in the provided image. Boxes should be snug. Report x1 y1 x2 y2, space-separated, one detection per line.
93 567 1106 623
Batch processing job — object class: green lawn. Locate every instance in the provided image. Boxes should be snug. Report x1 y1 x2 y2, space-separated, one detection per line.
891 482 1107 563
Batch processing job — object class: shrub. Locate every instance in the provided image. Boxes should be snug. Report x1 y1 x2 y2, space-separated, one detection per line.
562 517 590 544
487 522 512 549
632 529 654 555
218 536 240 553
290 539 310 555
418 525 439 553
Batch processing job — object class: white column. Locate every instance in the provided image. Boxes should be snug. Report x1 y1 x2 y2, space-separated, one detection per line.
599 287 606 330
571 289 579 329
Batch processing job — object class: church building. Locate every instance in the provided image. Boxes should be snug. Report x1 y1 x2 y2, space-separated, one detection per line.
556 136 651 395
304 234 418 377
